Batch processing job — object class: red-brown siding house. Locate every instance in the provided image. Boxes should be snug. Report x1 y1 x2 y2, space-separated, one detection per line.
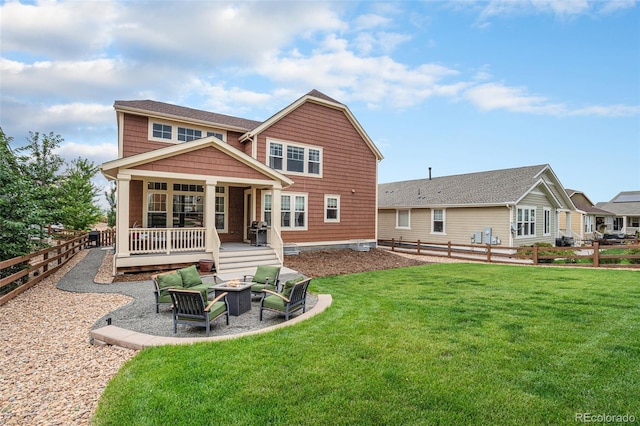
100 90 383 274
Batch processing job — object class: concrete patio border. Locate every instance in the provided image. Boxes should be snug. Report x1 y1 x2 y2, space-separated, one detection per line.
90 294 332 350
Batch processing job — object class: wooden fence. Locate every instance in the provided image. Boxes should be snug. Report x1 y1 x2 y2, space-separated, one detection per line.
0 229 116 306
379 238 640 269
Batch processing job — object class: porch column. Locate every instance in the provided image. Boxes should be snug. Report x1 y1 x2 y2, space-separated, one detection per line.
565 211 571 238
270 185 284 262
204 180 218 254
115 175 131 274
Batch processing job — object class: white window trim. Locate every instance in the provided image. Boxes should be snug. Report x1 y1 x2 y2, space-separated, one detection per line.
215 186 228 233
324 195 341 223
396 209 411 229
148 119 227 144
516 206 537 238
266 138 323 178
543 207 551 236
280 192 308 231
431 208 446 235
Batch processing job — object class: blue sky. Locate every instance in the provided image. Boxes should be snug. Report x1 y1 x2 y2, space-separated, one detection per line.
1 0 638 206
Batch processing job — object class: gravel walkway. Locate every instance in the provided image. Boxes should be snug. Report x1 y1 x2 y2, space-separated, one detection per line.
1 247 314 425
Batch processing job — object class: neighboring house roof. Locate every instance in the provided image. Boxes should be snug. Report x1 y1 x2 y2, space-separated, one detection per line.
565 189 615 216
379 164 573 209
113 99 262 132
240 89 384 161
596 191 640 216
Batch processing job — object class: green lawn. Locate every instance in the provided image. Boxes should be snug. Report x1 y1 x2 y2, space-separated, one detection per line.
93 264 640 425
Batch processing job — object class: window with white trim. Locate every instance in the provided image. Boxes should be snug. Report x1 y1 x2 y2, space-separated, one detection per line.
584 216 593 233
267 139 321 176
543 208 551 236
149 121 226 143
215 186 227 231
432 209 445 233
146 181 168 227
325 195 340 222
178 127 202 142
629 216 640 228
516 207 536 237
263 193 272 227
152 123 172 140
396 209 410 229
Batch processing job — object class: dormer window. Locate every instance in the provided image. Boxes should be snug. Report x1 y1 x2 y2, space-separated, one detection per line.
149 120 226 143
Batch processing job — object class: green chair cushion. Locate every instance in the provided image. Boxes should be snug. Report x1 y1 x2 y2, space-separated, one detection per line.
253 265 280 285
252 283 275 293
157 271 183 289
157 293 172 303
176 302 226 322
178 265 203 288
263 295 286 311
283 276 304 298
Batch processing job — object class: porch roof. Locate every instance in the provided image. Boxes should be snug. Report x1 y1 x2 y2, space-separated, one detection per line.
100 135 294 188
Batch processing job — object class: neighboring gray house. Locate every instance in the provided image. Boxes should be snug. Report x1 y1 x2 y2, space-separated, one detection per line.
378 164 576 247
596 191 640 236
560 189 616 242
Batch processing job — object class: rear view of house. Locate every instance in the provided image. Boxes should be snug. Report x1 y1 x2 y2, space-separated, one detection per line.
101 90 383 275
378 164 575 248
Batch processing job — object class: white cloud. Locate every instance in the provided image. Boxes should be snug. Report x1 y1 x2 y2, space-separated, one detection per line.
463 82 640 117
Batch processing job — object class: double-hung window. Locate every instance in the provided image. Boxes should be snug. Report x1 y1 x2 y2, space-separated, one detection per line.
263 192 307 230
268 139 321 176
396 210 410 229
325 195 340 222
432 209 445 233
516 207 536 237
215 186 227 231
543 208 551 236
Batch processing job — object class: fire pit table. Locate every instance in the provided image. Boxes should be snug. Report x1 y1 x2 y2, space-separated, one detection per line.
211 280 253 316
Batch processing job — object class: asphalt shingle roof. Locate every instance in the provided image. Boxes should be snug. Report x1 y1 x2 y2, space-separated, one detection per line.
114 99 263 131
379 164 551 207
596 191 640 216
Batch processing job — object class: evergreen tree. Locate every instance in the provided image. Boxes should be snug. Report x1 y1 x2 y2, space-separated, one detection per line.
59 158 103 230
105 182 117 227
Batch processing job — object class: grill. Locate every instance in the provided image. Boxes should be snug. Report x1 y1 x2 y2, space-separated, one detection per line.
87 230 101 247
248 221 268 246
555 236 574 247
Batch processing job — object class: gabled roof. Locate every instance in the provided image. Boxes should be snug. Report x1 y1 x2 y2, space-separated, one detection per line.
114 100 262 132
379 164 572 208
239 89 384 161
100 135 293 187
565 189 615 215
596 191 640 216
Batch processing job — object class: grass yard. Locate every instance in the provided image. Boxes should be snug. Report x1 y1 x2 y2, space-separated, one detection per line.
93 263 640 425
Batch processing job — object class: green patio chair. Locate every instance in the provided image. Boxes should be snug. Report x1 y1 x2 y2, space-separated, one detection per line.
245 265 281 297
168 289 229 336
259 277 311 321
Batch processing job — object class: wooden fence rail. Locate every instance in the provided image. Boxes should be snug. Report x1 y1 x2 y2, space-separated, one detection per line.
379 238 640 269
0 229 116 306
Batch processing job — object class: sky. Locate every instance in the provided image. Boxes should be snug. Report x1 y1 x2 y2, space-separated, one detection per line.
1 0 639 208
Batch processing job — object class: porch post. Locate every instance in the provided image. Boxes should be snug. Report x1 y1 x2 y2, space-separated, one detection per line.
205 180 218 254
115 174 131 274
271 185 284 263
565 211 571 239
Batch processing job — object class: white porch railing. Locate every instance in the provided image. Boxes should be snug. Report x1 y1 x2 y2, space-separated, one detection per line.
129 228 206 254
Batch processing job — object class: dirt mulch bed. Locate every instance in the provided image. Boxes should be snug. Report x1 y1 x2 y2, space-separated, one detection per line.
284 248 428 277
110 247 429 283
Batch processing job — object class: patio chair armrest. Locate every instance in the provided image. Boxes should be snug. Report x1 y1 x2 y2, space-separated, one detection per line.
205 292 228 311
263 289 289 302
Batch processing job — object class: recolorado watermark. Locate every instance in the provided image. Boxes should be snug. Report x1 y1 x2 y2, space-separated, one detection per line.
575 413 636 423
